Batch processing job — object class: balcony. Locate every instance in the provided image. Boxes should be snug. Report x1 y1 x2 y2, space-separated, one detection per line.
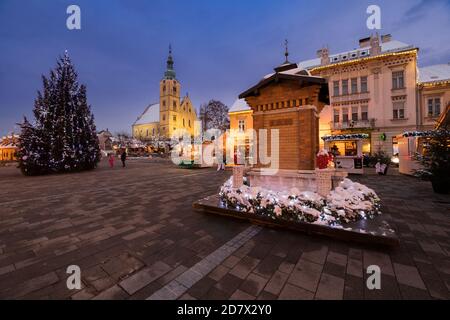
330 119 375 130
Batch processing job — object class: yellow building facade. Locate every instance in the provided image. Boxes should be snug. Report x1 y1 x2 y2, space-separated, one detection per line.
227 99 254 164
132 47 197 140
417 64 450 131
229 99 253 134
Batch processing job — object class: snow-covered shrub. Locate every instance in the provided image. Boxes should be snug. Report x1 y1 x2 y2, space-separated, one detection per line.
325 178 381 223
219 177 381 226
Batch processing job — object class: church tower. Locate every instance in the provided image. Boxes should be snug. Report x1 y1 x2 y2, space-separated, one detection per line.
159 45 181 138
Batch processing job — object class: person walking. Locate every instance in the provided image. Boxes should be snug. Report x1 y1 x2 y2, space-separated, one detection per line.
121 150 127 168
216 152 226 171
108 153 115 168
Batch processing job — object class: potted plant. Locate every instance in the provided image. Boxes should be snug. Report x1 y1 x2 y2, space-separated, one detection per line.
415 127 450 194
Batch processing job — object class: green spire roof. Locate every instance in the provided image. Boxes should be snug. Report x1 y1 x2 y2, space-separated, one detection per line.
164 44 176 80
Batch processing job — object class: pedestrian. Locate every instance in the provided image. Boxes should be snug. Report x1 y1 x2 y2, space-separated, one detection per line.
216 152 226 171
121 150 127 168
108 153 115 168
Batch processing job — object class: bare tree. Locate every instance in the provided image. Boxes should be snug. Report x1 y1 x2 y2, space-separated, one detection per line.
199 100 230 132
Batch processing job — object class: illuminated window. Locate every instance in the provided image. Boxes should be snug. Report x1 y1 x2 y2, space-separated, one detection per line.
238 120 245 132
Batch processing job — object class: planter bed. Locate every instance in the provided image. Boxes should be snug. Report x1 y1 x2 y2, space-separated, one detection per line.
193 194 399 246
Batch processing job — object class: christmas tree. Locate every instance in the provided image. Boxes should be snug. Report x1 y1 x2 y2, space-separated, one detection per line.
18 51 100 175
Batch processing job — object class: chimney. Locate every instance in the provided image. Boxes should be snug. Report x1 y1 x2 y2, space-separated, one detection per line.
381 34 392 43
370 33 381 56
359 36 371 48
317 47 330 66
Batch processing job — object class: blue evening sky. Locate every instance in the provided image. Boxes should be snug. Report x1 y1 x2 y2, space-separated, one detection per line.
1 0 449 136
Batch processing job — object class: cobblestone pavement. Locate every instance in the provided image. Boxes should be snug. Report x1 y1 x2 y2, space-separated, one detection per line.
0 160 449 300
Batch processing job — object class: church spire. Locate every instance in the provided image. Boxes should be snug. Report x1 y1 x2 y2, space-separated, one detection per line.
164 44 176 80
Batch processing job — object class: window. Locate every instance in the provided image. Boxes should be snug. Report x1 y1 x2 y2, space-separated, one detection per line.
351 78 358 94
342 79 349 95
238 120 245 132
361 105 368 121
173 115 176 121
427 97 441 117
333 81 339 96
173 101 177 109
146 129 149 137
173 86 177 93
189 119 191 127
163 86 166 93
183 118 185 127
342 108 349 123
333 109 339 123
352 107 358 121
152 128 155 135
163 115 166 121
360 76 368 93
393 102 405 119
163 100 166 107
392 71 404 89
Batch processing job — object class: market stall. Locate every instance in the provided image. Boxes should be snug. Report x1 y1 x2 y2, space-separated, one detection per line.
397 131 431 175
322 133 368 174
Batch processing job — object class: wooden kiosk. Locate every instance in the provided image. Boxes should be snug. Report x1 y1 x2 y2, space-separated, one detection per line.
322 133 367 174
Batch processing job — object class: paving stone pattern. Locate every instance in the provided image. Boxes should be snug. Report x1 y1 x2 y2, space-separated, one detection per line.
0 160 449 299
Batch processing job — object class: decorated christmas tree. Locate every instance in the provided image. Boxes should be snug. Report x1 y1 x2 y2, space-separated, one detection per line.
18 51 100 175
